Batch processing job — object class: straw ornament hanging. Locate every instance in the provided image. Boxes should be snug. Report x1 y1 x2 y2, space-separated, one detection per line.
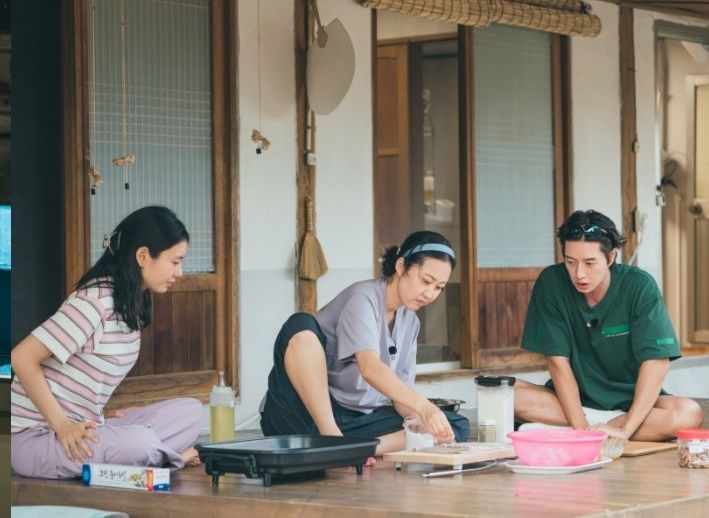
298 196 328 280
252 0 271 154
111 0 136 189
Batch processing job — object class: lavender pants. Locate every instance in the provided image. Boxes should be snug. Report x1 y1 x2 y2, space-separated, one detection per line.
11 397 204 479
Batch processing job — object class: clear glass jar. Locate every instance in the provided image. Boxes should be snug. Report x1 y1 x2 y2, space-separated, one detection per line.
677 429 709 468
403 415 434 451
477 418 497 443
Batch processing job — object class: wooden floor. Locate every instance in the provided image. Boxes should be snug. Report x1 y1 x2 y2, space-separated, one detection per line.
12 400 709 518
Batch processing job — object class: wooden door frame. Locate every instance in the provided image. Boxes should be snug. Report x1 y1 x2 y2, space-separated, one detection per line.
458 26 476 369
62 0 239 404
372 41 411 272
685 75 709 345
656 22 709 349
465 30 571 369
62 0 90 293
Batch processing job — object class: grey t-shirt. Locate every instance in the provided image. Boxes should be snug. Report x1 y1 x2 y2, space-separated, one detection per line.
316 279 420 412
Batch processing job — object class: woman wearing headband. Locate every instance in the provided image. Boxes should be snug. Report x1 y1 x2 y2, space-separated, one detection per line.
11 206 204 479
260 230 469 455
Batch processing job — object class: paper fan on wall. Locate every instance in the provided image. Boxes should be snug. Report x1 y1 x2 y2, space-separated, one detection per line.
307 17 355 115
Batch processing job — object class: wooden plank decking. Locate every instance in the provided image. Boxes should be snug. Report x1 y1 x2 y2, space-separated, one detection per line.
11 447 709 517
12 400 709 517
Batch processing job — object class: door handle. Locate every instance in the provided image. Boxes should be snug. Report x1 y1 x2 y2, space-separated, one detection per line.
689 203 703 215
689 200 709 217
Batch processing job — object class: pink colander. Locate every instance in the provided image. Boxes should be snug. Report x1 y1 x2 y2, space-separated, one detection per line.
507 429 608 467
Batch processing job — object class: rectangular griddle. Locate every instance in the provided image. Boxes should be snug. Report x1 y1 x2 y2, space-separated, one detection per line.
196 435 379 486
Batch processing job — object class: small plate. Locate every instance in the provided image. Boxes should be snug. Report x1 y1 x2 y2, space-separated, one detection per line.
504 457 612 475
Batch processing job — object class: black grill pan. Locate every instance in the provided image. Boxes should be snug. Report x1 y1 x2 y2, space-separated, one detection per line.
196 435 379 486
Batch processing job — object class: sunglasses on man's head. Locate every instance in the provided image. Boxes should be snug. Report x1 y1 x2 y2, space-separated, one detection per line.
564 224 608 239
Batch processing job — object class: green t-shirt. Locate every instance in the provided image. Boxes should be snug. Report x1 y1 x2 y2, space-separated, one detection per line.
521 262 680 411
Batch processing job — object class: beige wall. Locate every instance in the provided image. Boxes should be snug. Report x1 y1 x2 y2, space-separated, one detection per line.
235 0 373 427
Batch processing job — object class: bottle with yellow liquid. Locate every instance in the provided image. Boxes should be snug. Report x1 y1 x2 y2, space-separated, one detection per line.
209 371 235 442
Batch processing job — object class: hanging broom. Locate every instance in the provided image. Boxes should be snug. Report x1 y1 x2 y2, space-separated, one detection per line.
299 196 328 280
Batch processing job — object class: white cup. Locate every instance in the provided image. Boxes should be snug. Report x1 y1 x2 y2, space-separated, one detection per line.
404 416 434 451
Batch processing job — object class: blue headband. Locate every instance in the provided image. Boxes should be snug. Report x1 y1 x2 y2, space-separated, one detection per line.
401 243 456 260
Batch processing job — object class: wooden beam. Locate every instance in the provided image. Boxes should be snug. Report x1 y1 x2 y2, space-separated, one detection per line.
377 32 458 46
619 6 638 260
601 1 709 21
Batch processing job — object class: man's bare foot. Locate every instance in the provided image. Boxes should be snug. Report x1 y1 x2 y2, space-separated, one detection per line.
180 446 201 467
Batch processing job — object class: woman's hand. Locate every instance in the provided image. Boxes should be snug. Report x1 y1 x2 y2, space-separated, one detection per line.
104 407 137 419
55 420 99 463
419 402 455 444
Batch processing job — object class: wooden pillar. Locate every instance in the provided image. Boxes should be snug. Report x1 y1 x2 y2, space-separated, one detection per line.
619 6 638 259
295 0 316 313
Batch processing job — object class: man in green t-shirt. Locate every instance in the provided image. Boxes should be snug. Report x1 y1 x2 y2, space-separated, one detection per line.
515 210 703 441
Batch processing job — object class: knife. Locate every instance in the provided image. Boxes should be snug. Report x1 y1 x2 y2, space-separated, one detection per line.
421 460 497 478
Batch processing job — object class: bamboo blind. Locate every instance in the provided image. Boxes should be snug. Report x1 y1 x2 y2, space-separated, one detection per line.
359 0 602 37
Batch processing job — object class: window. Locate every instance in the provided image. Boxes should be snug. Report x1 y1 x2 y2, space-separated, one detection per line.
374 17 569 370
63 0 237 405
474 25 555 269
472 25 567 369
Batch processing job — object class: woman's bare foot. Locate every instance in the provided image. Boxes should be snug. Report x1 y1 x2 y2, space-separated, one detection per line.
180 446 201 467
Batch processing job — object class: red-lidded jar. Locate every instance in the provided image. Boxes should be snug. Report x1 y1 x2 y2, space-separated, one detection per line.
676 429 709 468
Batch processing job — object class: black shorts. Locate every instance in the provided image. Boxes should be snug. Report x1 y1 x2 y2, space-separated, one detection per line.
260 313 470 442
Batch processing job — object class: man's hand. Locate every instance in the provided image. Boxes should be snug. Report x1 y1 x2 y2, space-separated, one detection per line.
589 422 628 440
55 420 99 462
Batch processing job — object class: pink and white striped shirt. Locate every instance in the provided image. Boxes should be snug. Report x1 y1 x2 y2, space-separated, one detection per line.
11 281 141 433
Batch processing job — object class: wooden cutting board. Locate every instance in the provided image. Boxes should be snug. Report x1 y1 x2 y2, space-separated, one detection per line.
621 441 677 457
384 443 516 467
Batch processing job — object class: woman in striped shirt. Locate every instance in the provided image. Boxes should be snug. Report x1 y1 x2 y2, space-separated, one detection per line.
11 206 204 479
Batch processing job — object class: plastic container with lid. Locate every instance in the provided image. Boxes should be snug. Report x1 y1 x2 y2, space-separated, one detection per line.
475 376 516 443
209 371 235 442
677 429 709 468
